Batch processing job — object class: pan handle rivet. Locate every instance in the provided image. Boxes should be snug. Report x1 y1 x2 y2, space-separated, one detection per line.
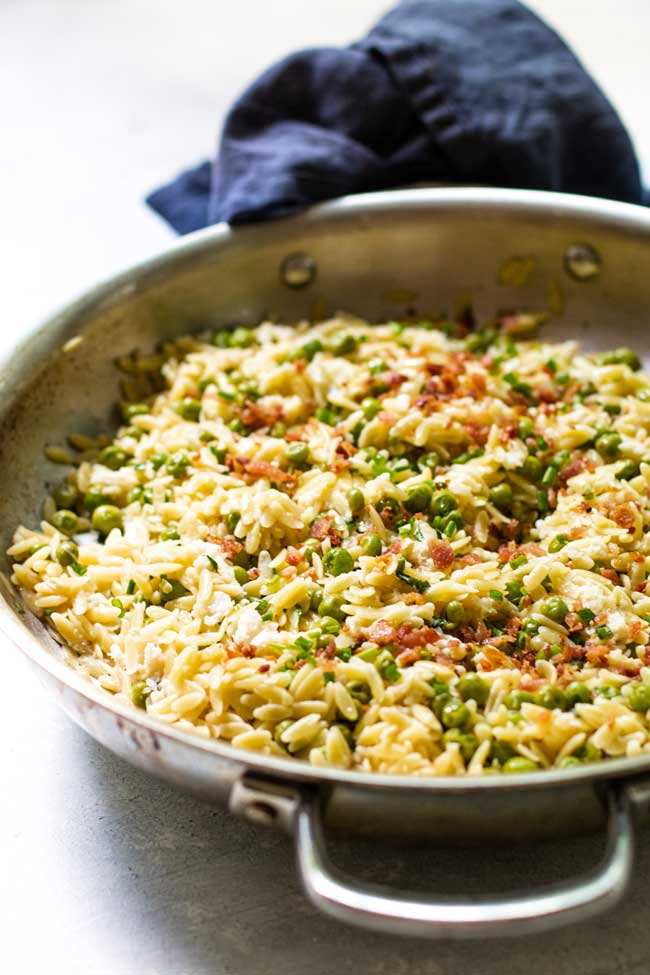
564 243 601 281
280 252 317 289
244 800 279 825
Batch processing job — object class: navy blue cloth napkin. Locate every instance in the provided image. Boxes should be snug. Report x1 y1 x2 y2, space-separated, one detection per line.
147 0 642 233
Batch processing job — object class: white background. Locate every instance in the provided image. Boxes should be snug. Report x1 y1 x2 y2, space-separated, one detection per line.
2 2 650 973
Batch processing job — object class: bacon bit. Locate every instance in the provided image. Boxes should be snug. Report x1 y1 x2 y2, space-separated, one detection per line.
286 547 301 566
369 620 397 645
460 552 482 566
381 371 407 388
609 503 636 531
565 612 584 633
285 428 308 442
258 663 270 673
190 452 201 462
384 540 402 555
226 455 296 486
480 645 515 670
600 567 621 586
465 422 490 446
475 620 490 643
205 533 218 543
248 567 260 580
429 539 454 570
586 643 610 666
396 649 421 666
395 624 441 649
404 592 425 604
310 517 342 546
558 456 590 484
317 642 338 661
221 537 243 557
233 643 256 659
519 674 544 691
240 399 284 430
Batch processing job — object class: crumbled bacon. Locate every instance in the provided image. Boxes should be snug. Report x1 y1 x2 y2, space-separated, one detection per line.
460 552 482 566
384 540 402 555
310 518 342 546
395 624 441 649
600 567 622 586
428 540 454 570
368 621 397 645
226 455 295 486
558 456 590 484
240 399 284 430
221 537 243 557
609 503 637 532
286 547 301 566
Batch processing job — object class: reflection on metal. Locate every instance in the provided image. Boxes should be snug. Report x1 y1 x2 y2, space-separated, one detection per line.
280 252 317 289
564 243 602 281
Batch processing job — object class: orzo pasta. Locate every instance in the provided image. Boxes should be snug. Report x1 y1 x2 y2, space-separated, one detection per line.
10 313 650 775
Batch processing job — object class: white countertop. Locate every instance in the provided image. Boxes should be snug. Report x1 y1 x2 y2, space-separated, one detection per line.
2 3 650 972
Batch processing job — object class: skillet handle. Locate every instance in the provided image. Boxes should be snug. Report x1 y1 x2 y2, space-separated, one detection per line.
293 784 634 939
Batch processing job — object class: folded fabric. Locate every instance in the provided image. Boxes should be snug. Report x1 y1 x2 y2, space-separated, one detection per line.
147 0 642 233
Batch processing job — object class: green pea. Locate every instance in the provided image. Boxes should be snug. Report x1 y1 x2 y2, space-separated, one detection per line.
440 699 470 728
502 756 540 774
404 482 433 513
84 489 111 513
517 417 534 439
565 681 592 707
99 445 130 470
131 681 152 710
271 421 287 438
538 685 567 710
56 539 79 567
489 740 516 765
418 451 440 472
166 453 189 478
521 618 540 635
628 683 650 712
361 397 380 420
286 442 309 468
273 719 294 744
539 596 569 623
558 756 583 769
320 616 341 636
504 690 540 709
443 729 479 762
616 460 640 481
330 333 358 356
230 327 255 348
430 491 457 516
458 673 489 707
232 549 251 569
91 504 123 536
548 535 567 553
174 398 202 422
361 534 382 557
323 548 354 576
53 482 79 509
600 347 641 371
520 456 543 482
121 401 149 421
347 488 365 516
347 681 371 705
233 566 249 586
489 482 513 509
446 600 465 626
572 742 601 763
317 594 345 621
332 722 355 748
595 431 622 458
159 576 190 604
160 528 180 541
225 512 241 534
52 509 79 536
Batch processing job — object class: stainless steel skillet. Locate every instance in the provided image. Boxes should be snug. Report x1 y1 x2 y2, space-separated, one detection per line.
2 187 650 939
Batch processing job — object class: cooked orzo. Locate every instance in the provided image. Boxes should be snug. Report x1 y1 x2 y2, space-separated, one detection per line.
10 312 650 775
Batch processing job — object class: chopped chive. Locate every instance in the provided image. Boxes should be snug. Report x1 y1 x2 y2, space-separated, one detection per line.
126 579 136 595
